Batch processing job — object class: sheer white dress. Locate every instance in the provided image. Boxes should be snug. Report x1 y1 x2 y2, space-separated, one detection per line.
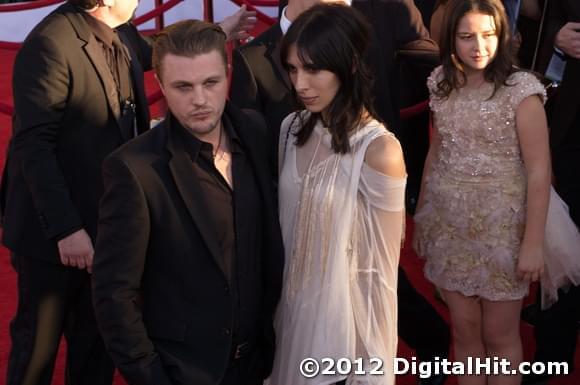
266 111 406 385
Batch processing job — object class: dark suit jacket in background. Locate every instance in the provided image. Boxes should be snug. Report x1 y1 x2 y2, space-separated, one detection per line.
92 103 284 385
536 0 580 150
0 3 150 261
530 1 580 371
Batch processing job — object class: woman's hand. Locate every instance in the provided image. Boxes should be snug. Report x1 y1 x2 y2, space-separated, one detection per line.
517 241 544 282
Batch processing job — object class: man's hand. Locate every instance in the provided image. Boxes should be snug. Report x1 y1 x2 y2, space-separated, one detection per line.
219 4 257 42
555 22 580 59
57 229 94 273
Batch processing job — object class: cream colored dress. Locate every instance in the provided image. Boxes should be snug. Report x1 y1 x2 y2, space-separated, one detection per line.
415 66 580 307
267 111 406 385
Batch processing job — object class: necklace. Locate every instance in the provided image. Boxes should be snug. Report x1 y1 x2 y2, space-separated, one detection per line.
212 125 223 160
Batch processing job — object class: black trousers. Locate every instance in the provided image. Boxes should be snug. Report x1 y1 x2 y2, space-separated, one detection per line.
397 268 450 361
534 110 580 369
7 255 114 385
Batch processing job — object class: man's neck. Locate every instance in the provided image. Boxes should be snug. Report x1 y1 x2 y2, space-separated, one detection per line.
202 123 224 153
86 7 122 29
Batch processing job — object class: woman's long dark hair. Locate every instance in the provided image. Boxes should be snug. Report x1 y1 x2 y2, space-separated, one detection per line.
436 0 516 98
280 3 377 154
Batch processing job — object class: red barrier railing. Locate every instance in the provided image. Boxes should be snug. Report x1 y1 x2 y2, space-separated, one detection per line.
0 0 62 12
0 0 182 50
230 0 276 26
133 0 182 26
399 100 429 120
147 90 164 105
0 103 14 115
243 0 278 6
1 0 430 121
0 41 21 50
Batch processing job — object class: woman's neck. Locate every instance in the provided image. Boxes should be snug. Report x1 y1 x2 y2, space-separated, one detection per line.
463 70 487 89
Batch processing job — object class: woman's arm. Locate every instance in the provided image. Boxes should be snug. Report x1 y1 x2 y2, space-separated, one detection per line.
365 134 407 179
516 94 551 282
415 124 440 214
411 122 440 256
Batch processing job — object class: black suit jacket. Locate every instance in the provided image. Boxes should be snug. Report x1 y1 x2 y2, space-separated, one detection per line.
92 103 284 385
0 4 150 262
536 0 580 150
230 23 294 175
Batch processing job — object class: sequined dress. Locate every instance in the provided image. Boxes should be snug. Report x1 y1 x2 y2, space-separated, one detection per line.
414 67 547 301
267 112 406 385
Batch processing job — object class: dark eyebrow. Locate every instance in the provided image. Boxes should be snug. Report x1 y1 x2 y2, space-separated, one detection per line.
169 80 192 87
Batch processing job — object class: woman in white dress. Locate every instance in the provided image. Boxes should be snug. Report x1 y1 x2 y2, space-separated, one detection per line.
267 4 407 385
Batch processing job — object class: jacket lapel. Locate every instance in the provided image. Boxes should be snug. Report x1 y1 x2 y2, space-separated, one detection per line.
84 38 122 120
225 104 271 210
118 25 149 135
265 26 291 91
63 6 122 122
164 120 226 275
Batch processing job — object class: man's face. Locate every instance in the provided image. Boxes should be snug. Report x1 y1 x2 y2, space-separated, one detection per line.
157 51 228 141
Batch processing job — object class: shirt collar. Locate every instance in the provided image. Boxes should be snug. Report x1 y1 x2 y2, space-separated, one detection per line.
280 6 292 35
171 112 243 163
82 11 116 48
280 2 351 35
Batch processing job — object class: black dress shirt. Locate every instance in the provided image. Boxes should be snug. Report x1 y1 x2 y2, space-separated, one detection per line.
174 114 264 348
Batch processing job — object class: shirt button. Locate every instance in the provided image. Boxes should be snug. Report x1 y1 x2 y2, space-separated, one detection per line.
223 328 231 336
224 285 229 293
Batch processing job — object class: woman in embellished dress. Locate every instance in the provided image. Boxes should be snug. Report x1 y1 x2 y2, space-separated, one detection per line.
414 0 580 384
267 4 407 385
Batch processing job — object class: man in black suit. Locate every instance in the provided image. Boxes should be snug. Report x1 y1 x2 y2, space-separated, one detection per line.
230 2 449 384
0 1 255 384
91 20 284 385
1 0 147 383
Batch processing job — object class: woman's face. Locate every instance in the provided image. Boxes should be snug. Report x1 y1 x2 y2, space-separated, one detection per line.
454 11 499 76
286 44 341 117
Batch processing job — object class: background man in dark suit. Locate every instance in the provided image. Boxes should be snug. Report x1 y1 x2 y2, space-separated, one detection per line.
1 0 147 383
0 0 255 383
92 20 284 385
523 1 580 384
229 2 448 385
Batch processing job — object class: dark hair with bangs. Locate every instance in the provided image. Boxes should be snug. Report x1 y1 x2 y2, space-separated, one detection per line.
280 3 377 154
436 0 516 98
